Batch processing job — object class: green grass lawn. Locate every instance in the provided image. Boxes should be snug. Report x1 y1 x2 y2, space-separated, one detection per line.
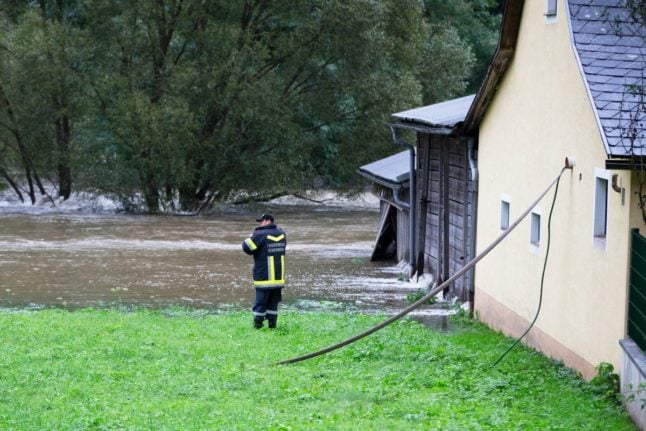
0 308 636 430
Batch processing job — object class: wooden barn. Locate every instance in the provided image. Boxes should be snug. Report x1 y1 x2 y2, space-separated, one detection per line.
360 95 477 300
358 150 412 264
389 95 476 301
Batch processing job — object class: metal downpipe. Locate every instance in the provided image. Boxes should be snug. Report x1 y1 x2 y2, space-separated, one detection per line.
389 126 416 277
466 137 478 306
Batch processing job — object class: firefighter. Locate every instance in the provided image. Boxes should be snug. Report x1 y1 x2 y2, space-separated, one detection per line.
242 213 287 329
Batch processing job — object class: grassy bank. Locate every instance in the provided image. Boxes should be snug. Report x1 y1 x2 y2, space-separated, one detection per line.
0 309 635 430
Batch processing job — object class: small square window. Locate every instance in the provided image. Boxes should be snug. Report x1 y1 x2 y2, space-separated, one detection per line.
500 200 510 230
530 212 541 246
546 0 557 17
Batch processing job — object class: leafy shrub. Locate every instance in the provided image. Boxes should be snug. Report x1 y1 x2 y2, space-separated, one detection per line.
590 362 621 403
406 289 436 304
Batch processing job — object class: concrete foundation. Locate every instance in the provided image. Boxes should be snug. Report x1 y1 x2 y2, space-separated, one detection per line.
620 338 646 430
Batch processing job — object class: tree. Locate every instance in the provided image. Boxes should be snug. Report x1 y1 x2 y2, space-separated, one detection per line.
77 0 434 212
422 0 502 95
0 0 493 212
0 1 87 202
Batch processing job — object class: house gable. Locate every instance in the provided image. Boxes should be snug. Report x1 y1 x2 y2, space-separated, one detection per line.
466 0 645 160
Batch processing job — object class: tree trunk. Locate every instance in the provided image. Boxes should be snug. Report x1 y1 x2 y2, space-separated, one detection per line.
0 166 24 203
55 114 72 200
0 82 38 204
143 173 160 214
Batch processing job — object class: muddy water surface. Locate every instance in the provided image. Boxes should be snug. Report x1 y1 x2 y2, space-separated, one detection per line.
0 206 422 314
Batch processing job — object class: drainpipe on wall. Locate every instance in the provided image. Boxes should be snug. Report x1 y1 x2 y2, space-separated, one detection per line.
391 184 409 210
389 126 416 278
466 137 478 310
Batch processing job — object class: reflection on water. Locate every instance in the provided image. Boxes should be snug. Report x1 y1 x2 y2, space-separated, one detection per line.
0 206 426 314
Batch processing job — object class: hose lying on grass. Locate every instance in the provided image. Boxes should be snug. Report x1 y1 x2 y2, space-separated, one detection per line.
276 166 569 366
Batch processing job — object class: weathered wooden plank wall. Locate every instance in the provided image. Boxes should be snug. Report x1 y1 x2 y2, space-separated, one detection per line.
417 133 472 300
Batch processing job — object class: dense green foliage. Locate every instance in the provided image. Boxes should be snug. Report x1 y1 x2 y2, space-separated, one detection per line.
0 1 500 212
0 309 635 430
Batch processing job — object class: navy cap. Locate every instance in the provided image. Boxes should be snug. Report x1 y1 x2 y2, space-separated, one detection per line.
256 213 274 222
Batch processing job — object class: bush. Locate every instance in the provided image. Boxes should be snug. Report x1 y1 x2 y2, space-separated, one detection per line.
590 362 621 403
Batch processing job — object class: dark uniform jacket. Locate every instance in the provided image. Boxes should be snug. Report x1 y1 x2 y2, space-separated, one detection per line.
242 224 287 289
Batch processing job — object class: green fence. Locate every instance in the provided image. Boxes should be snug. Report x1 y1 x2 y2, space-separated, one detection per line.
629 229 646 352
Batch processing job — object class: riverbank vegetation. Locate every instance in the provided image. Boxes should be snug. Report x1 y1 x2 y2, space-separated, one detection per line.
0 308 634 430
0 1 502 213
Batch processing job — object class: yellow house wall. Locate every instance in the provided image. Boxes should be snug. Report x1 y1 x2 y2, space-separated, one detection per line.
474 0 634 378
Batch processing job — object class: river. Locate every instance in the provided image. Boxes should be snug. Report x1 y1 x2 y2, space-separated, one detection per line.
0 200 434 317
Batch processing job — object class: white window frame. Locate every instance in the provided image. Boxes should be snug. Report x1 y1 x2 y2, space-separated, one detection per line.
529 207 542 255
500 194 511 231
593 168 610 250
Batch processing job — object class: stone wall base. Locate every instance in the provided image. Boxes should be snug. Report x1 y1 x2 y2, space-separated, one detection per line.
620 338 646 431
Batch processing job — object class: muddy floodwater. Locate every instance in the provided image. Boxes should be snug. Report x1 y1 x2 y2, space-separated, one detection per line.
0 205 433 316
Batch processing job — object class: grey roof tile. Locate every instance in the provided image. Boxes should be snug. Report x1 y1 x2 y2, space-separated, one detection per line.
599 101 623 111
603 45 631 55
602 119 622 128
604 68 632 78
595 91 626 102
592 34 618 46
579 50 612 60
617 36 646 46
626 69 646 78
590 58 623 68
625 46 644 56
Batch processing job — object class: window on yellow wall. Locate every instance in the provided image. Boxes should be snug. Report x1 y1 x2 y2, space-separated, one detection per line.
500 200 510 230
545 0 557 17
594 176 608 240
530 212 541 246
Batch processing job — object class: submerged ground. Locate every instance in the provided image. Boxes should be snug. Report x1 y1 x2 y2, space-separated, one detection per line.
0 309 635 430
0 194 427 314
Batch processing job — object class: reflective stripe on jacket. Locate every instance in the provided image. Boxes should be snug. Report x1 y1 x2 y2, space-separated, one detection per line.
242 224 287 289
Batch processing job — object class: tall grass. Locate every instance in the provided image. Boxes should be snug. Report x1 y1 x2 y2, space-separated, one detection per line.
0 309 635 430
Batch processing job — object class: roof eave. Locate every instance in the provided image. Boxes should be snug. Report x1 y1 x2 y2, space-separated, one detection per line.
463 0 526 133
386 121 455 136
357 169 410 188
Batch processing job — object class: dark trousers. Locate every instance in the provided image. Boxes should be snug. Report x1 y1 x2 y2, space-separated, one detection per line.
253 288 282 327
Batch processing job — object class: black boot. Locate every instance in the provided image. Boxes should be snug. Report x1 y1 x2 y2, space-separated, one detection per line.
267 315 277 329
253 315 264 329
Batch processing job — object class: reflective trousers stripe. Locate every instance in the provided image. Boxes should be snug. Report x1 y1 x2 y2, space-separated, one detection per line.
269 256 275 280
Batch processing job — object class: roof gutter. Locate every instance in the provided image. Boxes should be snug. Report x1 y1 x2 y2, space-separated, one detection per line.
356 170 409 192
386 121 454 136
605 158 646 170
466 137 478 308
389 125 416 277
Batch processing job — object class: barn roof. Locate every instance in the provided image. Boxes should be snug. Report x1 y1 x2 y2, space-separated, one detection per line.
358 150 410 187
391 94 475 129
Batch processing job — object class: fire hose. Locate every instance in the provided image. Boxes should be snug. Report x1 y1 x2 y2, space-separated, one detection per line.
276 160 573 366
